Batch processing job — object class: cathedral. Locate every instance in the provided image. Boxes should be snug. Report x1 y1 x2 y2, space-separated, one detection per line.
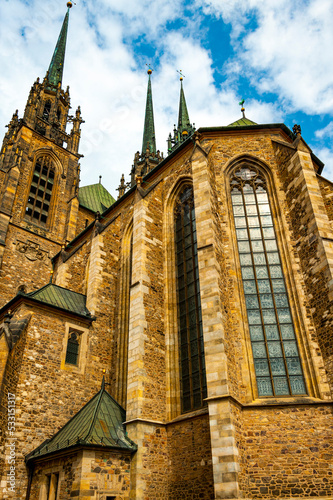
0 3 333 499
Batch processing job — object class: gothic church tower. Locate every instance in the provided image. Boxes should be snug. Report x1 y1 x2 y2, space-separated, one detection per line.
0 2 83 306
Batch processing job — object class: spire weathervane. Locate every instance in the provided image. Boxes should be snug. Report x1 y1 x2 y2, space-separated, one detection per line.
239 99 246 118
177 69 185 81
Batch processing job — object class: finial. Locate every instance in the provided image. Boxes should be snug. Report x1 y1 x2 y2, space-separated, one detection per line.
239 99 245 118
177 69 185 81
146 63 153 75
67 1 73 8
293 124 302 136
99 175 102 184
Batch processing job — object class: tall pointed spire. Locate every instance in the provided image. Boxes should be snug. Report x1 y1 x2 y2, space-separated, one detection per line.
142 68 156 155
47 3 72 89
167 72 195 155
178 77 191 134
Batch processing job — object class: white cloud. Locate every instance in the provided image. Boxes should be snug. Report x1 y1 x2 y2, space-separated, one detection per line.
315 121 333 140
196 0 333 115
315 147 333 181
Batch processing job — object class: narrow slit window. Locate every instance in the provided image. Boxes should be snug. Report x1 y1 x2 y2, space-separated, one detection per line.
25 156 55 226
230 165 307 397
175 185 207 412
65 331 80 366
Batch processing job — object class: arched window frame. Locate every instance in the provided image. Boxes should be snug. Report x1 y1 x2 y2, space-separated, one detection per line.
24 150 62 230
226 157 321 400
164 176 207 418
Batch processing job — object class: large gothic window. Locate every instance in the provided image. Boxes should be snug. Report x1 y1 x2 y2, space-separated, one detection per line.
25 156 55 225
231 165 307 397
175 185 207 412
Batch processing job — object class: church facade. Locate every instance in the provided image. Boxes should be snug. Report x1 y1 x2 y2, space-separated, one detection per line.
0 4 333 500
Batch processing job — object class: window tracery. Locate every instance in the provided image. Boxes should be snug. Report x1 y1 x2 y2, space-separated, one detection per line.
230 165 307 397
25 156 55 225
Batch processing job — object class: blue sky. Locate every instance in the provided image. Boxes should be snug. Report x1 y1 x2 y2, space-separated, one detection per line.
1 0 333 196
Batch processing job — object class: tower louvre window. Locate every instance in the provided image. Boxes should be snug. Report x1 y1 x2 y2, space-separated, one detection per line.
42 100 52 121
25 156 55 225
175 185 207 413
230 165 307 397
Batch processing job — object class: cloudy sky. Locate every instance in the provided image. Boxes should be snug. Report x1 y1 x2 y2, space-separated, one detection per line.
1 0 333 197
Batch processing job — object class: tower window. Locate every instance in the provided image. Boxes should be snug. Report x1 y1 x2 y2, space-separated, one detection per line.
65 331 80 366
175 186 207 412
42 100 52 121
230 165 307 397
25 156 55 226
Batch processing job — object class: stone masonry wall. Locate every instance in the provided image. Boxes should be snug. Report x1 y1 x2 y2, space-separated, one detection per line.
318 176 333 223
240 404 333 498
0 304 104 499
0 225 59 307
167 412 214 499
29 449 132 499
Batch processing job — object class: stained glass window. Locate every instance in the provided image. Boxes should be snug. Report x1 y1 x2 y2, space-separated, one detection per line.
230 166 307 397
175 186 207 412
25 156 55 225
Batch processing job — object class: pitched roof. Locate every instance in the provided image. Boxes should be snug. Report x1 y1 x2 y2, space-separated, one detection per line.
47 7 70 89
142 72 156 155
228 116 257 127
26 379 137 463
25 284 91 318
78 183 115 213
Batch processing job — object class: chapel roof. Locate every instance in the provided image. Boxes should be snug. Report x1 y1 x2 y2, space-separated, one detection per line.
26 378 137 463
78 182 115 213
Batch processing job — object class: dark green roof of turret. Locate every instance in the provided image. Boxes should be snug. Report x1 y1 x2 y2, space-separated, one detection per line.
78 183 115 213
26 379 137 463
47 7 70 88
228 117 257 127
142 72 156 155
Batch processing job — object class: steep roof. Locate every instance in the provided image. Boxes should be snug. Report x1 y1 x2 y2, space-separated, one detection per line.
142 71 156 155
26 379 137 463
78 183 115 213
25 284 91 318
47 6 71 88
228 116 257 127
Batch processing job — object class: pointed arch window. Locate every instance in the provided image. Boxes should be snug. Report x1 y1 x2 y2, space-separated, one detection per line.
42 100 52 121
25 156 55 225
230 165 307 397
175 185 207 412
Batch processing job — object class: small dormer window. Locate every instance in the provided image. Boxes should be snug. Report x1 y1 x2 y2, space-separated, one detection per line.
42 100 51 121
25 156 55 226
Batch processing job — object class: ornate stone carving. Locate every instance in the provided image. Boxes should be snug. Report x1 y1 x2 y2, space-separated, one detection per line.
15 239 49 262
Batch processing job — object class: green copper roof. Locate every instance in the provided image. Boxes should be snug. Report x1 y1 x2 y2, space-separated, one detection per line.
178 80 191 133
26 379 137 463
47 7 70 88
78 183 115 213
228 117 257 127
25 284 91 318
142 73 156 155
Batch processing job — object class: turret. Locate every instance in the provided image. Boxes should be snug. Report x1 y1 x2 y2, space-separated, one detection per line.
128 68 163 189
167 72 195 154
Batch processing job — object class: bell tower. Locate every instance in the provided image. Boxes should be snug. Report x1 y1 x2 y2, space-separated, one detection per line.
0 2 84 306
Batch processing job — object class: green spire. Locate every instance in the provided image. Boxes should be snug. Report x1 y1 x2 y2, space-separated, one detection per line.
178 78 191 133
47 6 71 88
142 69 156 155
